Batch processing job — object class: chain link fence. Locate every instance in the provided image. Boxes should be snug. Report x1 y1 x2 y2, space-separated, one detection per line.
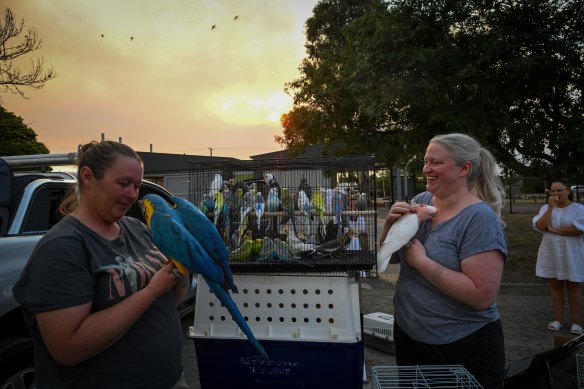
375 169 584 215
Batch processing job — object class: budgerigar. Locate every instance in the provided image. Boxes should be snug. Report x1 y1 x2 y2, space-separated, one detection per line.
311 189 325 224
238 190 253 244
266 187 280 234
267 187 280 212
199 194 210 215
297 189 311 238
223 189 233 241
356 193 367 212
280 187 295 232
324 188 334 219
213 191 224 226
257 237 301 262
143 194 268 360
333 187 347 229
311 189 326 239
255 191 265 229
377 205 438 273
298 190 311 216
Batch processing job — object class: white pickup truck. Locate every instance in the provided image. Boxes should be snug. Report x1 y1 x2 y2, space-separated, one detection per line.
0 153 196 388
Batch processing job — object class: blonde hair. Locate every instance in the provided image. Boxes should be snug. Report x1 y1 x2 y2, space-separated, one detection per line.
430 133 505 224
59 141 142 215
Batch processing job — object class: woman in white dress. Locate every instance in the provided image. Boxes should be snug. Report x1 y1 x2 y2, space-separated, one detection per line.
533 179 584 335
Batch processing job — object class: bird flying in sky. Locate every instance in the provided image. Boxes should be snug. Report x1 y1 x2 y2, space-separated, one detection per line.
234 15 239 21
211 24 216 30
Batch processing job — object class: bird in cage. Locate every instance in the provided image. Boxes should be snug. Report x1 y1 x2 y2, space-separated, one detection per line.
255 191 265 229
213 191 224 226
315 229 351 254
142 195 268 360
311 189 326 240
267 187 280 212
297 189 312 238
199 193 213 216
333 186 348 232
264 173 281 194
209 174 223 197
356 192 367 212
266 187 280 235
228 177 249 194
237 190 254 246
298 177 312 200
228 238 254 261
285 222 316 255
280 187 297 234
324 187 334 221
222 188 233 242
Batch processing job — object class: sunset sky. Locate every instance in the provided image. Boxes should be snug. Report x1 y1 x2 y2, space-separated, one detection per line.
2 0 318 159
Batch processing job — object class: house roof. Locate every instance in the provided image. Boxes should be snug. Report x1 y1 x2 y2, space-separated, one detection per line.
138 143 365 175
250 143 340 160
137 151 237 175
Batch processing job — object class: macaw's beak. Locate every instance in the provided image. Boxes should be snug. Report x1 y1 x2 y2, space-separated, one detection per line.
143 200 152 225
171 259 189 275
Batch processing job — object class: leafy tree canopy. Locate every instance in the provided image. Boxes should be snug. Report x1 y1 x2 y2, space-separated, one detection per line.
0 105 49 155
278 0 584 177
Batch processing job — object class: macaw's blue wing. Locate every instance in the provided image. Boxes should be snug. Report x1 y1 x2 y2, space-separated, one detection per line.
171 196 237 293
205 277 269 360
147 211 224 284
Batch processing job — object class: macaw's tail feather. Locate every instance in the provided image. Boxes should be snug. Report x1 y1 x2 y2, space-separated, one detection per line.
221 264 238 293
206 278 269 360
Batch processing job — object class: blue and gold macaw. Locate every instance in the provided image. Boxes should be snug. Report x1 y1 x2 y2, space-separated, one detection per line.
142 194 268 360
171 195 237 293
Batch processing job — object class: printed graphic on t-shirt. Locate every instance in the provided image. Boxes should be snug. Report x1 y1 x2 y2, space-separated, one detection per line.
103 248 167 299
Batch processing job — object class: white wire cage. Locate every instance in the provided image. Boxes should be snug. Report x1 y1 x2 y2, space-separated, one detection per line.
371 365 483 389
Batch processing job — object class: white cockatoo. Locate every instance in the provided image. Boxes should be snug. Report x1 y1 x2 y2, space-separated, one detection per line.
377 205 437 273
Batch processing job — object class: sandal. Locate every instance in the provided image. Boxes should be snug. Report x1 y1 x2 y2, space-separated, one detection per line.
571 324 584 335
547 321 562 331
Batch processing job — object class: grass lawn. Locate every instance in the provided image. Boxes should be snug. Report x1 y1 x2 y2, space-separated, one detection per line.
501 212 545 284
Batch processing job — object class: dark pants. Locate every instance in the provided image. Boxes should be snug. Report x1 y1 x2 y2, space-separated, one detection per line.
394 319 505 389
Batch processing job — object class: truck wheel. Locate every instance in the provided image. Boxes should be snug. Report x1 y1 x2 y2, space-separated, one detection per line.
0 338 35 389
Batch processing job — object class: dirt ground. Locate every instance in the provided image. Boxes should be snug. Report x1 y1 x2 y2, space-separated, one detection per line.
180 278 582 388
179 203 583 388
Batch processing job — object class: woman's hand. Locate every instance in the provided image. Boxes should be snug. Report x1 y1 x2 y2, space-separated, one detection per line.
385 201 412 226
146 262 182 298
379 201 413 244
404 238 427 269
413 204 437 223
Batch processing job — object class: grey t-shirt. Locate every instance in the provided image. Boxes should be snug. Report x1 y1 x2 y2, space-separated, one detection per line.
394 192 507 344
13 216 183 389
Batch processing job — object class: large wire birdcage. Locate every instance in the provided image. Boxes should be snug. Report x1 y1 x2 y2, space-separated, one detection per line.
188 155 377 276
371 365 483 389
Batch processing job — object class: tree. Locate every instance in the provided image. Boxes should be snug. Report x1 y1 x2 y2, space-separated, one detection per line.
279 0 584 177
0 105 49 155
0 7 56 98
